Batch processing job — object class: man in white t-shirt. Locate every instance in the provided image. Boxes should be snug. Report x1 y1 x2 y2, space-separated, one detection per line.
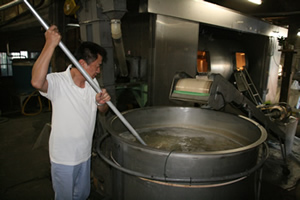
31 25 111 200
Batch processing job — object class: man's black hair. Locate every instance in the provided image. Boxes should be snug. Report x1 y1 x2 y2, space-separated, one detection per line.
74 41 107 64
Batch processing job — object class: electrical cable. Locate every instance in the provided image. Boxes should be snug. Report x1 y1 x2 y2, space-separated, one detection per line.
163 150 175 180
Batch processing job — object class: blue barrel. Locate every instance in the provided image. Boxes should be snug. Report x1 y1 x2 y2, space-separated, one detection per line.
12 59 36 95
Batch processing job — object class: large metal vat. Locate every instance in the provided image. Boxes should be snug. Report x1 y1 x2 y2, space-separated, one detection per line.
100 106 268 200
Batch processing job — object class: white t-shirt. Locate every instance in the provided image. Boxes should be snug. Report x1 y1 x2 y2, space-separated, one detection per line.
40 66 98 165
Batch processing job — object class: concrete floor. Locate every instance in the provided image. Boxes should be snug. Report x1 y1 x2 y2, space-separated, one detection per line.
0 111 54 200
0 110 300 200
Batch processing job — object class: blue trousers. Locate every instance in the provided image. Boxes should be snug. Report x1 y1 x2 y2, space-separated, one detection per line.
51 158 91 200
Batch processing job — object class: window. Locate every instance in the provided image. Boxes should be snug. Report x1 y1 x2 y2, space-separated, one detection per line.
0 53 13 76
235 52 246 71
0 51 38 77
197 51 210 74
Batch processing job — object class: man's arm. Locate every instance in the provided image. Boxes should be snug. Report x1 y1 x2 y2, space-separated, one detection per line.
95 88 111 113
31 25 61 93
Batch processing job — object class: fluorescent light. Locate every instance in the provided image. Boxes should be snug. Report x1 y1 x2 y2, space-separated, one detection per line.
67 23 80 27
248 0 262 5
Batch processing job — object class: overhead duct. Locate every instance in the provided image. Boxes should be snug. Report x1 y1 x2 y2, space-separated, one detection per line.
140 0 288 37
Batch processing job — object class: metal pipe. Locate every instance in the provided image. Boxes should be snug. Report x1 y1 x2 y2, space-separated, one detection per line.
0 0 23 11
22 0 146 146
6 43 12 57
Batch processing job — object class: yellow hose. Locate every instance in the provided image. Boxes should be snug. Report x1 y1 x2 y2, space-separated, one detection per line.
21 90 45 116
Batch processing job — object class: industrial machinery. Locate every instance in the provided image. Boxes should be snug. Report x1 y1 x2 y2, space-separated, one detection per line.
100 106 268 200
170 72 295 174
95 71 295 200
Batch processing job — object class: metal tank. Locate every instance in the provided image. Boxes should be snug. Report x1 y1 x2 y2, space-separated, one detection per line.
98 106 268 200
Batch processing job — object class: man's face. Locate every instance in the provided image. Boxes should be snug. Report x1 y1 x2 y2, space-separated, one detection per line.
84 54 103 79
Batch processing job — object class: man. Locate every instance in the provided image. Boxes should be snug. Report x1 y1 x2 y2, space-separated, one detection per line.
31 25 111 200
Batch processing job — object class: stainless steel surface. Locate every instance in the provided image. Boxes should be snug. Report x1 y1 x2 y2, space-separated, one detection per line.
23 0 146 145
141 0 288 37
149 17 282 105
106 106 268 200
108 107 267 152
151 15 199 105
